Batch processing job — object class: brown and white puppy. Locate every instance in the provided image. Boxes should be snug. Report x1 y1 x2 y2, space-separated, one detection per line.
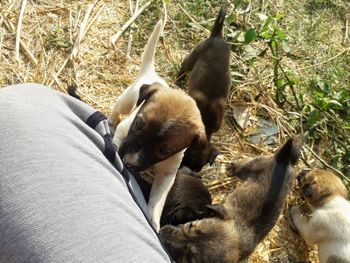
160 137 301 263
115 82 207 231
177 6 231 171
108 19 169 134
289 169 350 263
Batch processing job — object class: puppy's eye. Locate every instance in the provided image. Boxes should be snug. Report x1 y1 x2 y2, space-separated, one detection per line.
185 222 194 231
302 183 314 198
159 146 172 156
133 117 144 131
135 119 142 129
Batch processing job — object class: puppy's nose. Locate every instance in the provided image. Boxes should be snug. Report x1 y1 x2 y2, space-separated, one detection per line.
297 170 307 183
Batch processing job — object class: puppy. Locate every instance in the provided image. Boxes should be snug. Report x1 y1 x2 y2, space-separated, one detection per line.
289 169 350 263
115 82 207 231
160 137 301 263
160 169 213 226
177 6 231 171
108 19 168 134
138 168 213 227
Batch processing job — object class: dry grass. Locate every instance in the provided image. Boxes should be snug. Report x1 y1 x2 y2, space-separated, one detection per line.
1 0 349 262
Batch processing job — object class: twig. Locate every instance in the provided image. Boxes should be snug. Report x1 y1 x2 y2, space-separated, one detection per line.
161 0 167 37
48 57 69 87
84 5 105 39
177 3 209 34
303 145 349 182
135 0 140 12
295 47 350 72
3 20 38 66
128 0 134 14
345 16 349 42
15 0 27 62
49 4 103 87
278 64 301 110
110 1 151 48
51 71 65 91
70 3 94 59
126 0 137 58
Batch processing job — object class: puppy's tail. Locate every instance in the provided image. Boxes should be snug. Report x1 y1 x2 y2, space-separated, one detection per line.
67 85 82 101
139 19 163 74
254 136 302 238
210 6 227 38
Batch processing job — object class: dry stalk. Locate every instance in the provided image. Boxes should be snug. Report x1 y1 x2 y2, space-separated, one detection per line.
295 47 350 72
0 0 16 27
3 20 38 66
161 0 167 37
126 0 137 58
345 16 349 42
111 1 151 48
70 3 94 59
49 4 103 87
15 0 27 62
177 3 208 34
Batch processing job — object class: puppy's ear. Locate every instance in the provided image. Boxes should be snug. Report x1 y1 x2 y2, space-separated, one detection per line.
191 132 208 151
206 204 229 220
136 84 158 106
208 145 220 165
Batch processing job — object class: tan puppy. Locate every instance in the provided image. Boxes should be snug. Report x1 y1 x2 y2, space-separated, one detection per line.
289 169 350 263
115 82 207 231
108 19 168 133
160 137 301 263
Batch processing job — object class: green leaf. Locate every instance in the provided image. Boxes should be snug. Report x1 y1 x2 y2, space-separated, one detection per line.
276 79 284 88
328 99 343 109
275 13 284 20
274 27 286 39
227 13 237 24
262 17 273 32
244 28 257 44
233 0 242 10
261 31 273 39
308 109 320 127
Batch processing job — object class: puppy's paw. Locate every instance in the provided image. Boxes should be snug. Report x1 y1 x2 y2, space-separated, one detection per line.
226 160 240 177
288 206 301 235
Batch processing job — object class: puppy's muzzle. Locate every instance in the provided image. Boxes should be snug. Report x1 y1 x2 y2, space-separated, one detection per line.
122 153 141 171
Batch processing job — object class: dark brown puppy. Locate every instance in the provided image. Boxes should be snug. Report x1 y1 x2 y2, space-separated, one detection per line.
138 169 213 227
161 169 213 226
160 137 301 263
118 83 207 173
178 6 231 172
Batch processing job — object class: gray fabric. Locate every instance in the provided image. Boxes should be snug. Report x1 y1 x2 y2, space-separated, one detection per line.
0 84 170 263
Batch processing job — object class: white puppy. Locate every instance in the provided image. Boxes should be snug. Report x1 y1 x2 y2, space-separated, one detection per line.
289 169 350 263
108 19 169 133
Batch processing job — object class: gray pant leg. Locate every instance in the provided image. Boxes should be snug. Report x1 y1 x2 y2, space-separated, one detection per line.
0 84 170 263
